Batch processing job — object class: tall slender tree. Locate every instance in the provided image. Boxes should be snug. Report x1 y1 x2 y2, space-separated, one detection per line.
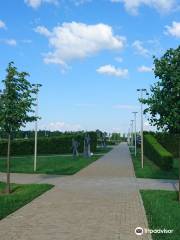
0 62 40 193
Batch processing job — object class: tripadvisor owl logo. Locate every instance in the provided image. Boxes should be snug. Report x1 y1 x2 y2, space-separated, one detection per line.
135 227 174 236
135 227 144 236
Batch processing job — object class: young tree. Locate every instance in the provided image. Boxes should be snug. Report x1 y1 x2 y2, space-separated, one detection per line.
141 46 180 133
0 62 40 193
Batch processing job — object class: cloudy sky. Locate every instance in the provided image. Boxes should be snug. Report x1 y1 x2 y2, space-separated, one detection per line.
0 0 179 133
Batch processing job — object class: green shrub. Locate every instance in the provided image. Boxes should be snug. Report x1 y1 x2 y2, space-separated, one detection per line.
144 134 173 170
0 132 97 156
107 140 119 145
155 133 179 158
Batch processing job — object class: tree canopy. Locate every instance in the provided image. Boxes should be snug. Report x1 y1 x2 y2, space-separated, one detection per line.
141 46 180 133
0 62 39 134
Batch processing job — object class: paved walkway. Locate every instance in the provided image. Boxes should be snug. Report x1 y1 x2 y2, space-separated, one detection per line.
1 173 178 192
0 143 151 240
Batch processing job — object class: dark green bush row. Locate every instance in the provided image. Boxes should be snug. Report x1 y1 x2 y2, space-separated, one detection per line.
106 140 120 145
97 140 115 146
97 139 121 146
0 132 97 156
144 134 173 170
155 133 179 157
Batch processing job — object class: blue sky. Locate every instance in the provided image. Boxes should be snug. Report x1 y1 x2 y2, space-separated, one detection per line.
0 0 179 133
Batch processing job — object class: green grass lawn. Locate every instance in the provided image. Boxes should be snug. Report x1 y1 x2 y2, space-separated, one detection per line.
141 190 180 240
0 182 53 220
130 148 179 179
0 154 104 175
0 147 112 175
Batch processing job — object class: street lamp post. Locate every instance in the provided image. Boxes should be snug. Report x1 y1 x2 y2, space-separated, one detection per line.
131 120 134 148
34 90 38 172
129 123 132 147
137 89 147 169
33 84 41 172
128 128 130 145
132 112 138 156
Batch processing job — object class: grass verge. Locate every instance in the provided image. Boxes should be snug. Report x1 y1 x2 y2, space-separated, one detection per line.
141 190 180 240
0 182 53 220
130 148 179 179
0 153 107 175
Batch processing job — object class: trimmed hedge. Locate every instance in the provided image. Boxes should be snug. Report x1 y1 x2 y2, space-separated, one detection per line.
97 140 118 146
0 132 97 156
107 140 121 145
155 133 179 158
144 134 173 170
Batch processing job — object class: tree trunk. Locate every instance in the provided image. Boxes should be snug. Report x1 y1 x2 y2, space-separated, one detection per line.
6 134 11 194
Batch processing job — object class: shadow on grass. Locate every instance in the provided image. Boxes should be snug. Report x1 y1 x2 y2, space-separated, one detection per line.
0 182 53 220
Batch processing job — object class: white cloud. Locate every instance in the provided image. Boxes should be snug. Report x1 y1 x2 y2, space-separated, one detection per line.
35 26 51 36
35 22 125 66
138 65 152 72
165 21 180 38
6 39 17 46
25 0 58 9
0 39 17 46
132 40 150 57
22 39 32 44
110 0 177 15
97 64 128 78
113 104 139 110
72 0 92 6
25 0 41 8
115 56 123 62
40 121 82 131
0 20 6 29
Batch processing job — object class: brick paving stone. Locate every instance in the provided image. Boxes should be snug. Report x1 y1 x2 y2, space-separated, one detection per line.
0 143 151 240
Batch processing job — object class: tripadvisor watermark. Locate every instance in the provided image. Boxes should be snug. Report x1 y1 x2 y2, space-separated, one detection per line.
135 227 174 236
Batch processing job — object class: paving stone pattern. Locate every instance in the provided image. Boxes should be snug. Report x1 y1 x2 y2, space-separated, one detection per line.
0 143 152 240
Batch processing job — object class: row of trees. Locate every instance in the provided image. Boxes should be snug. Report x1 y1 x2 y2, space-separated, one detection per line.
0 62 40 193
0 130 126 141
0 130 95 139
